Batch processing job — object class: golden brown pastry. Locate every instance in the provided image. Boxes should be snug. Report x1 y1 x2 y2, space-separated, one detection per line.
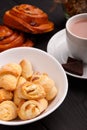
37 98 48 113
20 59 33 79
17 98 48 120
0 74 18 91
14 89 25 106
0 101 17 121
0 63 22 77
30 72 58 100
0 63 22 91
3 4 54 34
14 76 26 106
16 81 46 100
0 25 34 51
0 88 13 102
16 76 27 87
21 39 34 47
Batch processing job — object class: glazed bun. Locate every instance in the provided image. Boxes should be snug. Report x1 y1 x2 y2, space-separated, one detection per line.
0 25 34 51
3 4 54 34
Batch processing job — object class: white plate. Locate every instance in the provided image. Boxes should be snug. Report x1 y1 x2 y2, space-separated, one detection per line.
47 29 87 79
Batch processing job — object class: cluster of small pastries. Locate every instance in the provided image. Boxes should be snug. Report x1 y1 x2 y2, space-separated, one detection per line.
3 4 54 34
0 59 57 121
0 4 54 52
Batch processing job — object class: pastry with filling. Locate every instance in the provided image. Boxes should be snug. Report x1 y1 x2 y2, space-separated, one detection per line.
18 98 48 120
16 81 46 100
3 4 54 34
30 72 58 100
0 25 34 52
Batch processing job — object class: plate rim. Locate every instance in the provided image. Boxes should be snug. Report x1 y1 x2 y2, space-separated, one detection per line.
47 28 87 79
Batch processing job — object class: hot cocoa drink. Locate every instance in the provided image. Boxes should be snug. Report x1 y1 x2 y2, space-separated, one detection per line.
69 19 87 38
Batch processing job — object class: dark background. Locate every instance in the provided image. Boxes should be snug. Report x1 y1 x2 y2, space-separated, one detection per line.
0 0 87 130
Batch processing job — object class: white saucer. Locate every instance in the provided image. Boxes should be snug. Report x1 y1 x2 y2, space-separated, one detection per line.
47 29 87 79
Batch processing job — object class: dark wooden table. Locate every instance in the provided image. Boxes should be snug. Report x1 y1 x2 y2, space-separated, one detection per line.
0 0 87 130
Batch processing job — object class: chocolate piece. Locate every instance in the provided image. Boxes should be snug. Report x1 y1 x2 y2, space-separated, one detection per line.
62 57 83 76
67 57 80 63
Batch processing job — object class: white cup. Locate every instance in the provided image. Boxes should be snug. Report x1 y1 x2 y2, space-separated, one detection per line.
66 13 87 64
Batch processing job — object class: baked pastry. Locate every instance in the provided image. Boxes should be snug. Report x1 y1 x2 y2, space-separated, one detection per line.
21 39 34 47
0 63 22 77
0 88 13 102
14 76 26 106
0 74 18 91
0 25 34 51
16 81 46 100
16 76 27 87
0 101 17 121
0 63 22 91
37 98 48 113
20 59 33 79
3 4 54 34
18 100 41 120
30 72 58 100
18 98 48 120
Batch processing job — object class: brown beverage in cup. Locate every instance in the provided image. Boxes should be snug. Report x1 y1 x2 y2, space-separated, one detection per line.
66 13 87 64
69 19 87 38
